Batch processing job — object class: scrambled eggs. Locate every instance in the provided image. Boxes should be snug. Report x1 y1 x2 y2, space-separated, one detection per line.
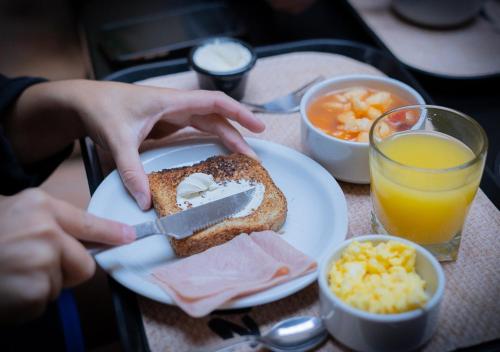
328 241 428 314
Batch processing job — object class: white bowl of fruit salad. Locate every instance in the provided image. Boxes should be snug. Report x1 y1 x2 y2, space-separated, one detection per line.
300 75 425 183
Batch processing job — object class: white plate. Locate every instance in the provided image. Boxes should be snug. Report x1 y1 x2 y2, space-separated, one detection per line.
88 138 348 309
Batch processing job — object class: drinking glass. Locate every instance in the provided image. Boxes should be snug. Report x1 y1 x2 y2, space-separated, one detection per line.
369 105 487 261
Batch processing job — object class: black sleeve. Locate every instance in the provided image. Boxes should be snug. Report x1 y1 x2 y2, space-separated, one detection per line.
0 74 74 195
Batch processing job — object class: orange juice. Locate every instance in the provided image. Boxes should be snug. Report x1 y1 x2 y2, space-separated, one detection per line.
370 131 482 244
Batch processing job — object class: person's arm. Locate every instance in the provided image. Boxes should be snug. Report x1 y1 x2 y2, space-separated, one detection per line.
3 79 265 209
3 80 83 166
0 75 76 195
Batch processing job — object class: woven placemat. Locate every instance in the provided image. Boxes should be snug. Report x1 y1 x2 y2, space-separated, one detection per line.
134 52 500 351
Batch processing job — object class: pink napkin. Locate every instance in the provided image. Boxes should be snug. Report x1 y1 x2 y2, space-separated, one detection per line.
151 231 317 317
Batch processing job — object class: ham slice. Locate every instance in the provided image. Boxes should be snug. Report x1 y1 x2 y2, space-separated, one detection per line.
151 231 317 317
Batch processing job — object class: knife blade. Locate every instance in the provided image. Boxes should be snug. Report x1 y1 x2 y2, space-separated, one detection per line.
89 187 255 255
136 187 255 240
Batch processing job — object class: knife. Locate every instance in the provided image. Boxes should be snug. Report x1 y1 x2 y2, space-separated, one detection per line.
89 187 255 255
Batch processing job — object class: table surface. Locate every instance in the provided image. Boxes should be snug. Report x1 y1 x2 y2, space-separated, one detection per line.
77 1 500 351
81 41 500 352
132 52 500 352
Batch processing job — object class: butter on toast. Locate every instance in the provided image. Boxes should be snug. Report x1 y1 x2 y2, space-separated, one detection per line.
148 154 287 257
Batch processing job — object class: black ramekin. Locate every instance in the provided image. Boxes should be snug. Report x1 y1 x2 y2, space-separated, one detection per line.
188 37 257 101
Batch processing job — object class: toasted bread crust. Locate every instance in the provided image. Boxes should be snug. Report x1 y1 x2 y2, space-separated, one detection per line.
148 154 287 256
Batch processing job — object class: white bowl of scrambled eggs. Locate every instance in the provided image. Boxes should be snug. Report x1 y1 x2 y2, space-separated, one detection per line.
318 235 445 352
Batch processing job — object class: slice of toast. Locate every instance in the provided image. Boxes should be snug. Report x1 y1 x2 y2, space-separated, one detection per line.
148 154 287 257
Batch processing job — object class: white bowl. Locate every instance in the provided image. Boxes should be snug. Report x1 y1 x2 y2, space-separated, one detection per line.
300 75 425 184
318 235 445 352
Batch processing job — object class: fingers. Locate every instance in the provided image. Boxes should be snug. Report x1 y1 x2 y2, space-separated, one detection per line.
37 225 95 288
112 144 151 210
0 273 53 324
172 90 265 133
50 198 136 245
147 120 181 139
30 239 63 301
192 114 259 159
48 199 134 286
0 239 62 322
57 234 96 287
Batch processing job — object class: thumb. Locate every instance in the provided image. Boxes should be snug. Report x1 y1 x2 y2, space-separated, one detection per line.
113 145 151 210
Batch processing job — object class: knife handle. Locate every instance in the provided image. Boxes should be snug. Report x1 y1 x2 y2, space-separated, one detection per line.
87 220 165 256
134 219 165 240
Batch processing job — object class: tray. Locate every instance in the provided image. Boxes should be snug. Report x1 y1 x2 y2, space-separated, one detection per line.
80 39 496 352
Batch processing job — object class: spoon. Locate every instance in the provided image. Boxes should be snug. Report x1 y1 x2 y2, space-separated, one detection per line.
197 316 327 352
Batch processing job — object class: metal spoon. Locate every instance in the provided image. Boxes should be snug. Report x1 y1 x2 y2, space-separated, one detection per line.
196 316 327 352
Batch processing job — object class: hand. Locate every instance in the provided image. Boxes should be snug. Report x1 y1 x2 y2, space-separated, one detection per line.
5 80 264 210
0 189 135 325
69 81 265 210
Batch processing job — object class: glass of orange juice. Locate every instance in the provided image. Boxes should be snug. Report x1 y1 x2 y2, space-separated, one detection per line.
369 105 487 261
